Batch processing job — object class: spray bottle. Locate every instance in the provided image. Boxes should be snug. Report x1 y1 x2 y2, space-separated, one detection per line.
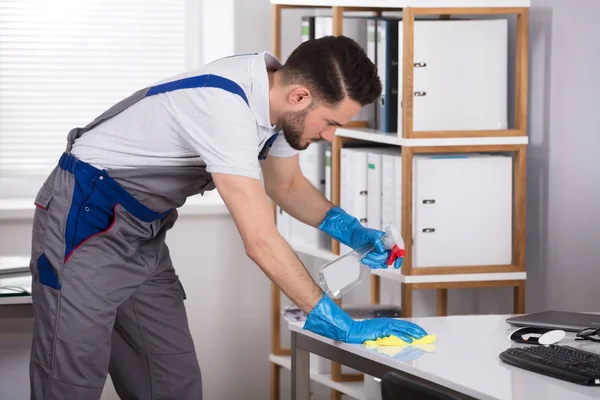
317 224 405 299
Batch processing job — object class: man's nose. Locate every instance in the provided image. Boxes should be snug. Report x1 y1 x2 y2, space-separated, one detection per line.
321 127 337 142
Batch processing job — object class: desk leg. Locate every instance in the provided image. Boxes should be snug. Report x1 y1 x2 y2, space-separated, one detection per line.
401 283 413 317
514 281 526 314
291 331 310 400
270 363 280 400
436 289 448 316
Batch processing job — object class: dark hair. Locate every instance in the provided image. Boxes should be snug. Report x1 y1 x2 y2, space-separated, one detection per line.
279 35 382 107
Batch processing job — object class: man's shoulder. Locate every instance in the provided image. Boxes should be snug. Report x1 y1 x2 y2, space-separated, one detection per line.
136 51 283 133
144 53 262 105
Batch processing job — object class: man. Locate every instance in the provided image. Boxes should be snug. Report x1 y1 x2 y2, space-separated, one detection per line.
28 35 427 399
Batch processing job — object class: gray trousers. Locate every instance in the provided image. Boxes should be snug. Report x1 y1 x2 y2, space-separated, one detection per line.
29 154 202 399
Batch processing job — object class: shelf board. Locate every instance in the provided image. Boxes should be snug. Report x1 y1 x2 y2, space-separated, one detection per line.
335 128 529 147
287 243 527 284
371 268 526 283
270 353 368 400
270 0 530 8
290 242 338 261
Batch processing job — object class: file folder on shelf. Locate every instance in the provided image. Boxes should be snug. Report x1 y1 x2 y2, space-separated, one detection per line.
287 141 330 250
376 18 401 133
380 153 402 239
276 206 291 241
340 147 371 255
367 148 401 231
324 146 332 202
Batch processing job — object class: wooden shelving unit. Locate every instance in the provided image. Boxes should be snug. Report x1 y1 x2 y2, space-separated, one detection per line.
269 1 530 399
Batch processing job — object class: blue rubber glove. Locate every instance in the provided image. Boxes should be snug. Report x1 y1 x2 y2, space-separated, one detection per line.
303 294 427 344
318 206 402 269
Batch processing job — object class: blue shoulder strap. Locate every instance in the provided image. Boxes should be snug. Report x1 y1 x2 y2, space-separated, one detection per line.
146 73 278 160
145 74 249 106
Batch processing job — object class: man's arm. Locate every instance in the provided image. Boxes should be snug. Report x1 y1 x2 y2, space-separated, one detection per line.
212 172 323 313
260 153 332 228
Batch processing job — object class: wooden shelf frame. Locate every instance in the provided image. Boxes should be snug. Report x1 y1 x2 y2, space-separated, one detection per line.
269 3 529 399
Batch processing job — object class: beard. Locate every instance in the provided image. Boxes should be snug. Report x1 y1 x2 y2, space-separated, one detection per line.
281 107 311 151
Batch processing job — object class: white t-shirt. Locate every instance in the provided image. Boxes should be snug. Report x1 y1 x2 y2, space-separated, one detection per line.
70 52 297 180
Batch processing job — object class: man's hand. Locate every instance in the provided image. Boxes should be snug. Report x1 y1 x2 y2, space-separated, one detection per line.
212 172 323 313
303 294 427 344
318 207 402 269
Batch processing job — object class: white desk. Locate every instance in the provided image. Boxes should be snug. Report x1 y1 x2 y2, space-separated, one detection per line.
0 295 32 306
289 314 600 400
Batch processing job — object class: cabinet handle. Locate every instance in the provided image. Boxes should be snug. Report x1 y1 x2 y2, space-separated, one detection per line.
414 91 427 97
414 62 427 67
422 199 435 204
360 218 368 224
422 228 436 233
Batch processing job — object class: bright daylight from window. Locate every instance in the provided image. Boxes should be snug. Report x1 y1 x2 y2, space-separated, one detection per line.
0 0 186 199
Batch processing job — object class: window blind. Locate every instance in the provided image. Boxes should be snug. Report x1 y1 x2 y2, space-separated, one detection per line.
0 0 187 198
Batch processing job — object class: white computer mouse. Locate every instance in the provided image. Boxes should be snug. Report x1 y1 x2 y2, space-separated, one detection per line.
538 329 566 345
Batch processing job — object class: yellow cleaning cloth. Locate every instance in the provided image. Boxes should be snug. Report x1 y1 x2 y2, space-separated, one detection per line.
364 334 436 348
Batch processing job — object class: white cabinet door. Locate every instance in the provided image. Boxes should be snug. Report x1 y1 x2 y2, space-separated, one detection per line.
399 19 508 132
412 154 513 268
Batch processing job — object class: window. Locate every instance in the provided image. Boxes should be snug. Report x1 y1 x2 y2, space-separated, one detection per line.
0 0 201 199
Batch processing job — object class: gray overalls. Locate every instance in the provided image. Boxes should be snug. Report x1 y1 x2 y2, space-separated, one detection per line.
28 74 277 400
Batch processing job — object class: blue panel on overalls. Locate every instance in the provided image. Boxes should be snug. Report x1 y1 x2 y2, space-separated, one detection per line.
259 133 280 160
51 74 255 287
59 153 170 263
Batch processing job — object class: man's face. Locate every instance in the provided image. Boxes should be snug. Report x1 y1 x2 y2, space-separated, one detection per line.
280 97 361 151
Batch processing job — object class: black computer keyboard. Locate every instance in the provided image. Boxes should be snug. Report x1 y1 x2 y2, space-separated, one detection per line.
499 345 600 386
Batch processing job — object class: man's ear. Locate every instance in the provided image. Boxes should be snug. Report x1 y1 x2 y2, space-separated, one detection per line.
288 85 312 109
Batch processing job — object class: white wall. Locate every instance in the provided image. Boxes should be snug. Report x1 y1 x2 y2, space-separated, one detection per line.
166 211 272 400
202 0 235 64
0 318 34 400
476 0 600 315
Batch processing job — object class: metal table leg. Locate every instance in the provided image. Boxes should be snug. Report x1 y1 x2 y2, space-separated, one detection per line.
291 331 311 400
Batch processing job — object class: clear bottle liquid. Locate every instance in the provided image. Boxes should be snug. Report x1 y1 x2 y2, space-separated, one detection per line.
317 224 404 299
